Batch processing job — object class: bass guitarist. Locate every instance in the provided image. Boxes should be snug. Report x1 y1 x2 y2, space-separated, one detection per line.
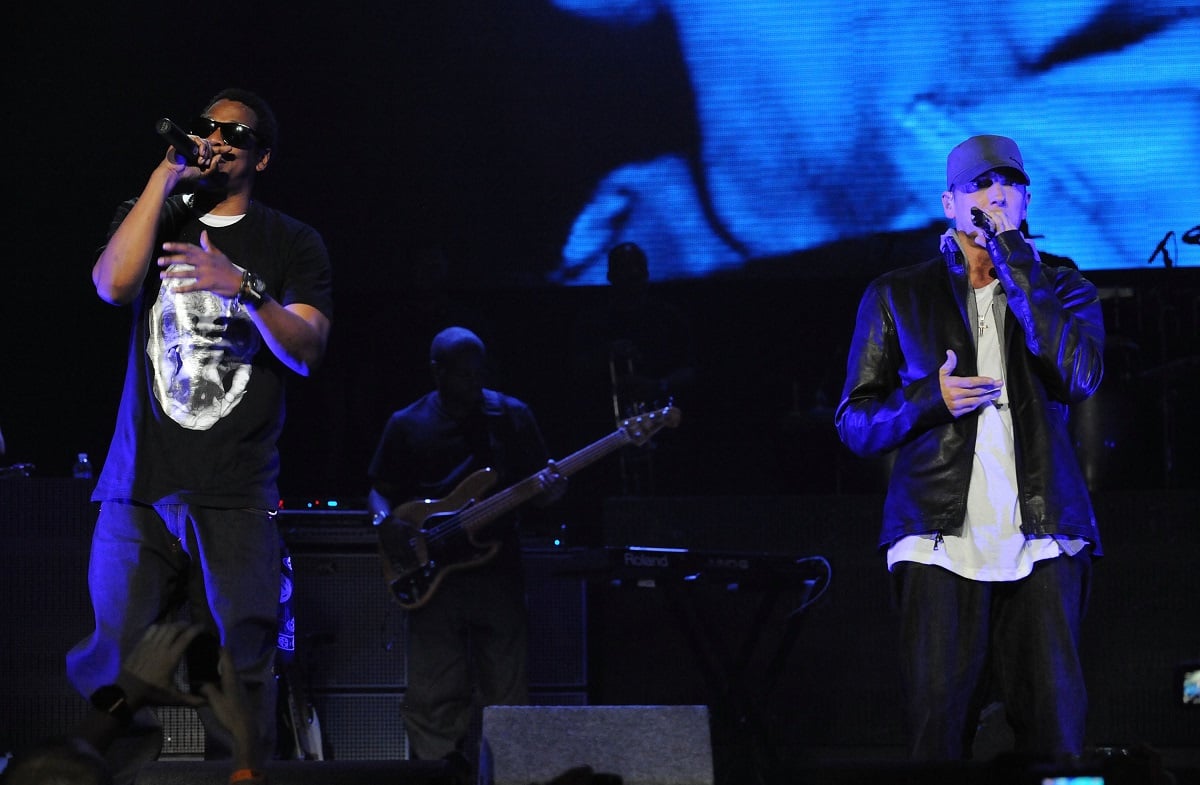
366 326 566 777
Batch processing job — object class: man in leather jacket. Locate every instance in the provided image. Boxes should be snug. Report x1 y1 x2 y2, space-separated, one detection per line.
835 135 1105 760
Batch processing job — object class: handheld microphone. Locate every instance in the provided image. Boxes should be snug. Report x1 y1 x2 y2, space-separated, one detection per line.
1146 230 1174 267
970 207 998 241
970 207 1006 278
155 117 199 166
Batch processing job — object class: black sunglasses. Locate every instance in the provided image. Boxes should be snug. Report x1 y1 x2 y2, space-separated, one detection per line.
190 116 260 149
959 170 1026 194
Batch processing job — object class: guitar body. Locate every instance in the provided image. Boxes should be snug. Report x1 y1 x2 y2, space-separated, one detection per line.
380 468 503 610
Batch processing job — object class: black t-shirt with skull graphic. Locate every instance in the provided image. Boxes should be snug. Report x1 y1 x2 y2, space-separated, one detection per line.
93 196 334 508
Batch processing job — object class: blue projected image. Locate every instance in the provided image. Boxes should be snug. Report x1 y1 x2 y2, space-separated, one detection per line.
546 0 1199 284
1184 665 1200 704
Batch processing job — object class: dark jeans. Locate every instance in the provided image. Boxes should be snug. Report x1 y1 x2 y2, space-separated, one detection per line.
66 501 280 780
893 551 1091 761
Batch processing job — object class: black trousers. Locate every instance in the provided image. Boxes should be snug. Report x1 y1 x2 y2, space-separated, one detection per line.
892 551 1091 761
401 561 529 762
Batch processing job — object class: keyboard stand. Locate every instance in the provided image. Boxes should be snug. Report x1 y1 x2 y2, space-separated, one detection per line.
657 576 819 785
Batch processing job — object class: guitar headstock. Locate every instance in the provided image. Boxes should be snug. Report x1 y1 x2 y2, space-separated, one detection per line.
620 405 682 447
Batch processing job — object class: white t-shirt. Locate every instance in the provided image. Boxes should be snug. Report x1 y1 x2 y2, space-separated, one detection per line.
887 279 1067 580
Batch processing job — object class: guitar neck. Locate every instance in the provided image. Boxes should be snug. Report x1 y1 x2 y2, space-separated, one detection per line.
456 426 638 533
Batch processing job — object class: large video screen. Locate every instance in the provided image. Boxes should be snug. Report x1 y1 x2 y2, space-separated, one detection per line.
396 1 1197 284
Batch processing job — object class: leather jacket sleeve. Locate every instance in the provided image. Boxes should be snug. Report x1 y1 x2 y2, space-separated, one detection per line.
988 230 1105 404
834 277 958 459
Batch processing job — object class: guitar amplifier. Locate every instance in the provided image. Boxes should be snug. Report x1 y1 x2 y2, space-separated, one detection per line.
312 691 408 761
523 548 588 689
278 508 376 551
0 479 96 754
288 549 407 690
278 513 587 693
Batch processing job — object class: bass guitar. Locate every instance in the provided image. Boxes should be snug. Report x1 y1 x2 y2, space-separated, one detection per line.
378 404 682 610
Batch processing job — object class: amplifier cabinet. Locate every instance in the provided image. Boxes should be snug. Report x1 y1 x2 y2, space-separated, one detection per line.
311 691 408 761
288 551 407 691
523 548 588 689
279 512 588 709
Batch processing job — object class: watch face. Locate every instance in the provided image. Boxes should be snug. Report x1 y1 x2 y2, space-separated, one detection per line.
241 271 267 304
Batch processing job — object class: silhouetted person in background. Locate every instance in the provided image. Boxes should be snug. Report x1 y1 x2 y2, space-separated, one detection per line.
567 243 695 524
367 327 566 783
343 245 494 490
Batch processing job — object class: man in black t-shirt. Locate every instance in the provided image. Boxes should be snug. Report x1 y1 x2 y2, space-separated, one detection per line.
68 88 333 783
368 327 564 774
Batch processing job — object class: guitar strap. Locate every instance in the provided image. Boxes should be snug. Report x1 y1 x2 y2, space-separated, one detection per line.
477 390 518 480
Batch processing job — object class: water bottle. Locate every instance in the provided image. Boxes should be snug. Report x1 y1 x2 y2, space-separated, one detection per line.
72 452 93 480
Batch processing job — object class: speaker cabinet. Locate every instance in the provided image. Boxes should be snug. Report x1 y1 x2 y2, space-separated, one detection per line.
480 705 714 785
281 523 588 693
277 515 589 762
311 691 407 761
156 706 206 757
285 554 587 692
0 479 96 754
523 548 588 689
289 551 407 691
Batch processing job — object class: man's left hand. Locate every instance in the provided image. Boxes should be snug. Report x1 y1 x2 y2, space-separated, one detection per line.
536 461 568 505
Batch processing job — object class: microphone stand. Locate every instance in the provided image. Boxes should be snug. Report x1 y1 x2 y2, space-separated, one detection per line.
1143 230 1182 486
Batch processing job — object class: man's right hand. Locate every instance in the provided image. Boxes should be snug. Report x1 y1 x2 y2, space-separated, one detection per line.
163 136 216 174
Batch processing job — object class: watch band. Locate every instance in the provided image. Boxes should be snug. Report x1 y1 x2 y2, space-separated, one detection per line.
89 684 134 726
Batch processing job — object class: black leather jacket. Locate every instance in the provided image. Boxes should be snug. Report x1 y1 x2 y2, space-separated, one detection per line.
835 230 1105 555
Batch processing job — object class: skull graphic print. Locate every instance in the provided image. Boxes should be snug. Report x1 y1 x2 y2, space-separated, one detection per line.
148 266 261 430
